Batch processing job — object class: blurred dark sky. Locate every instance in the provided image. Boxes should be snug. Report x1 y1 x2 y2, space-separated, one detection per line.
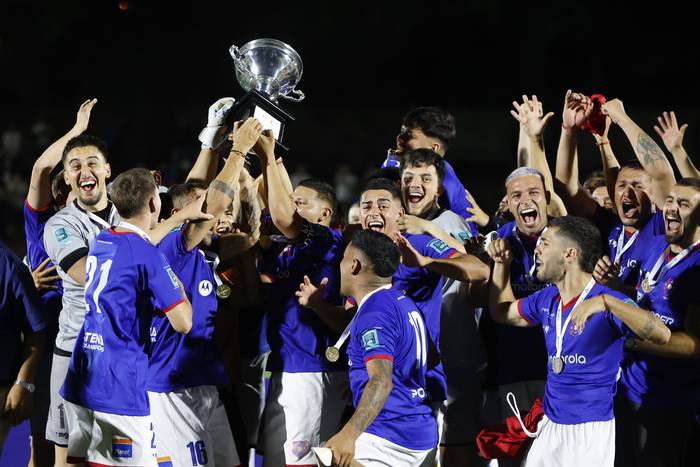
1 0 699 200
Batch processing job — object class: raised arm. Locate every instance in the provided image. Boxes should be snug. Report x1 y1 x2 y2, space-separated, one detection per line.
654 111 700 178
189 98 236 183
486 238 531 327
27 99 96 209
511 95 567 217
591 116 620 204
185 118 262 250
603 99 676 207
256 131 304 239
397 215 467 253
554 90 599 219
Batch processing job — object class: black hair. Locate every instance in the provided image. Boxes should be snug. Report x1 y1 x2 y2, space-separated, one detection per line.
297 178 338 214
351 230 400 278
361 177 402 202
548 216 602 273
402 107 456 149
62 134 109 165
676 177 700 192
618 161 645 173
169 179 209 210
400 148 446 185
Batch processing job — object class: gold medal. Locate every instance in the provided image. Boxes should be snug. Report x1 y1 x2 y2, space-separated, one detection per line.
552 356 564 374
641 277 652 294
325 346 340 363
216 284 231 299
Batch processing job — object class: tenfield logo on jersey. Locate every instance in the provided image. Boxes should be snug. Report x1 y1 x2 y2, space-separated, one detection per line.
83 332 104 352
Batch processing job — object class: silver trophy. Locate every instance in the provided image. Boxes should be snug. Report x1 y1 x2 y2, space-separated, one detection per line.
227 38 305 151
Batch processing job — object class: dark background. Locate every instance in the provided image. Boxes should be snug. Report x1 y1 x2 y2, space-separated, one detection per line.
2 0 699 254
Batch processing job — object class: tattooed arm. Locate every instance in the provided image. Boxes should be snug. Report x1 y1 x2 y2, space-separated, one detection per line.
325 358 393 467
602 99 676 208
633 304 700 358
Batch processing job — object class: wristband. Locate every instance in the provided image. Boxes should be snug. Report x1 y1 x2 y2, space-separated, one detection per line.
15 379 35 393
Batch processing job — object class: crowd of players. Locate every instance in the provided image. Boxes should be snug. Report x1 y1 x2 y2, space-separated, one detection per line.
1 90 699 467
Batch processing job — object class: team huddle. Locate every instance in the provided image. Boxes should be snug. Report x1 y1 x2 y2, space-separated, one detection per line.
2 90 700 467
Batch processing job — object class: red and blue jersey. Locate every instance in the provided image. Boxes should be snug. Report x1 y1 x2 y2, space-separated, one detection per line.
147 226 228 392
517 283 634 424
347 286 438 451
60 229 186 416
23 200 62 316
392 233 457 400
620 232 700 411
265 222 346 373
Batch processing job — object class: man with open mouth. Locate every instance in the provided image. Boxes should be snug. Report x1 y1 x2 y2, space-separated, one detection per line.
614 178 700 467
555 93 675 296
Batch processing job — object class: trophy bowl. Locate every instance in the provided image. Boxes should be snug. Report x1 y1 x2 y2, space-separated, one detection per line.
229 38 305 103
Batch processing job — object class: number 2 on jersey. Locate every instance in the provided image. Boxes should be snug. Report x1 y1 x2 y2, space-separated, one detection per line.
85 255 112 314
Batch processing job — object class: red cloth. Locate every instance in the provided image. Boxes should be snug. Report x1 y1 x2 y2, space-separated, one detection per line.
582 93 607 135
476 398 544 460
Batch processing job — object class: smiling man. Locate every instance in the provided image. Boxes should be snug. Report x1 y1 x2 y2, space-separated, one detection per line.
43 134 121 466
487 216 669 467
615 178 700 467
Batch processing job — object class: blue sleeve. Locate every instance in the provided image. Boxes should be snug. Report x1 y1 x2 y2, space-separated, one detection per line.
605 292 638 337
516 289 545 326
156 226 188 263
295 222 342 260
145 247 187 313
23 201 55 270
1 249 48 333
355 299 400 363
417 236 458 260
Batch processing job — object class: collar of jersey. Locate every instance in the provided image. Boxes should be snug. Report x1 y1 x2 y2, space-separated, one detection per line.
357 284 393 311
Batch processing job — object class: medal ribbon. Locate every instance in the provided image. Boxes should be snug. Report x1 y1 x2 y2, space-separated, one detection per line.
512 225 546 280
118 221 153 245
554 278 596 364
330 284 392 352
644 239 700 290
614 228 639 264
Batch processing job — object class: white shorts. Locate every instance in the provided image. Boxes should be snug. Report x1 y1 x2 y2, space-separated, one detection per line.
261 371 348 467
46 351 71 445
64 401 156 466
522 415 615 467
148 385 241 467
355 432 437 467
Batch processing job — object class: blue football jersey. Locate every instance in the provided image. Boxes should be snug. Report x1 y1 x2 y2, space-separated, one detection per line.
148 226 228 392
620 233 700 411
440 161 478 237
265 222 346 373
348 286 438 451
23 200 62 314
61 229 186 416
518 283 634 424
392 233 457 400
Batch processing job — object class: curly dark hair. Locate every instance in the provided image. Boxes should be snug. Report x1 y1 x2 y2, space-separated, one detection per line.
351 229 400 278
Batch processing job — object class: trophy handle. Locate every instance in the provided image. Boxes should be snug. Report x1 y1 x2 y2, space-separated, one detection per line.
279 88 305 102
229 45 242 60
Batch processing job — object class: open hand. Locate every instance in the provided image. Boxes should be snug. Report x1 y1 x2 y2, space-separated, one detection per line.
74 98 97 133
654 111 688 153
394 232 429 268
562 90 593 131
296 275 328 309
511 95 555 138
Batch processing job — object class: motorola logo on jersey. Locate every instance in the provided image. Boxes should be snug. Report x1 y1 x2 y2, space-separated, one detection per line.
550 354 587 365
83 332 105 352
198 280 213 296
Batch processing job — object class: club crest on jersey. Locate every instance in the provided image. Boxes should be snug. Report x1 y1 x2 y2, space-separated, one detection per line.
53 226 70 245
455 231 472 243
199 280 213 296
362 329 381 350
292 440 310 459
428 238 448 254
111 437 133 459
663 278 674 300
